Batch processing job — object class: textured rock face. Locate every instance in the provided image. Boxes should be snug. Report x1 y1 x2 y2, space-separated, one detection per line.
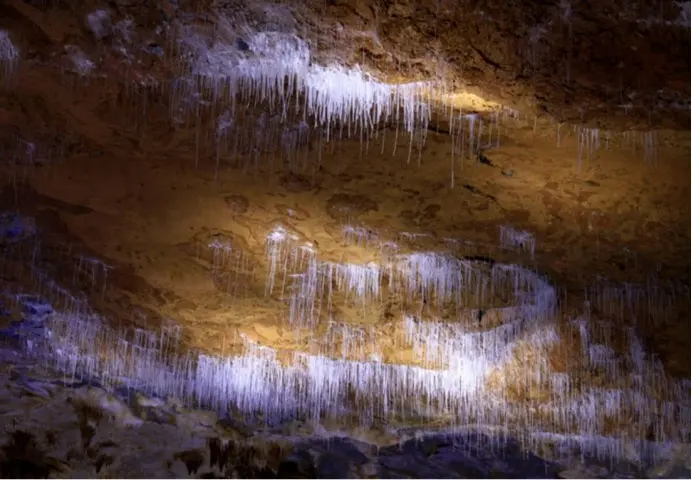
2 0 690 130
297 0 691 130
0 0 689 478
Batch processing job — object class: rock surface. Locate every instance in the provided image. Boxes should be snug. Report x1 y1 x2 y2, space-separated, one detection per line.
0 1 688 478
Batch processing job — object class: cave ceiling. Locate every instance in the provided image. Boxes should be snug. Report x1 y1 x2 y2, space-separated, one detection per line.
0 1 689 472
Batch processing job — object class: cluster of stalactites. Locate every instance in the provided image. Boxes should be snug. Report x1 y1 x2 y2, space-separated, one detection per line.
174 27 433 142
